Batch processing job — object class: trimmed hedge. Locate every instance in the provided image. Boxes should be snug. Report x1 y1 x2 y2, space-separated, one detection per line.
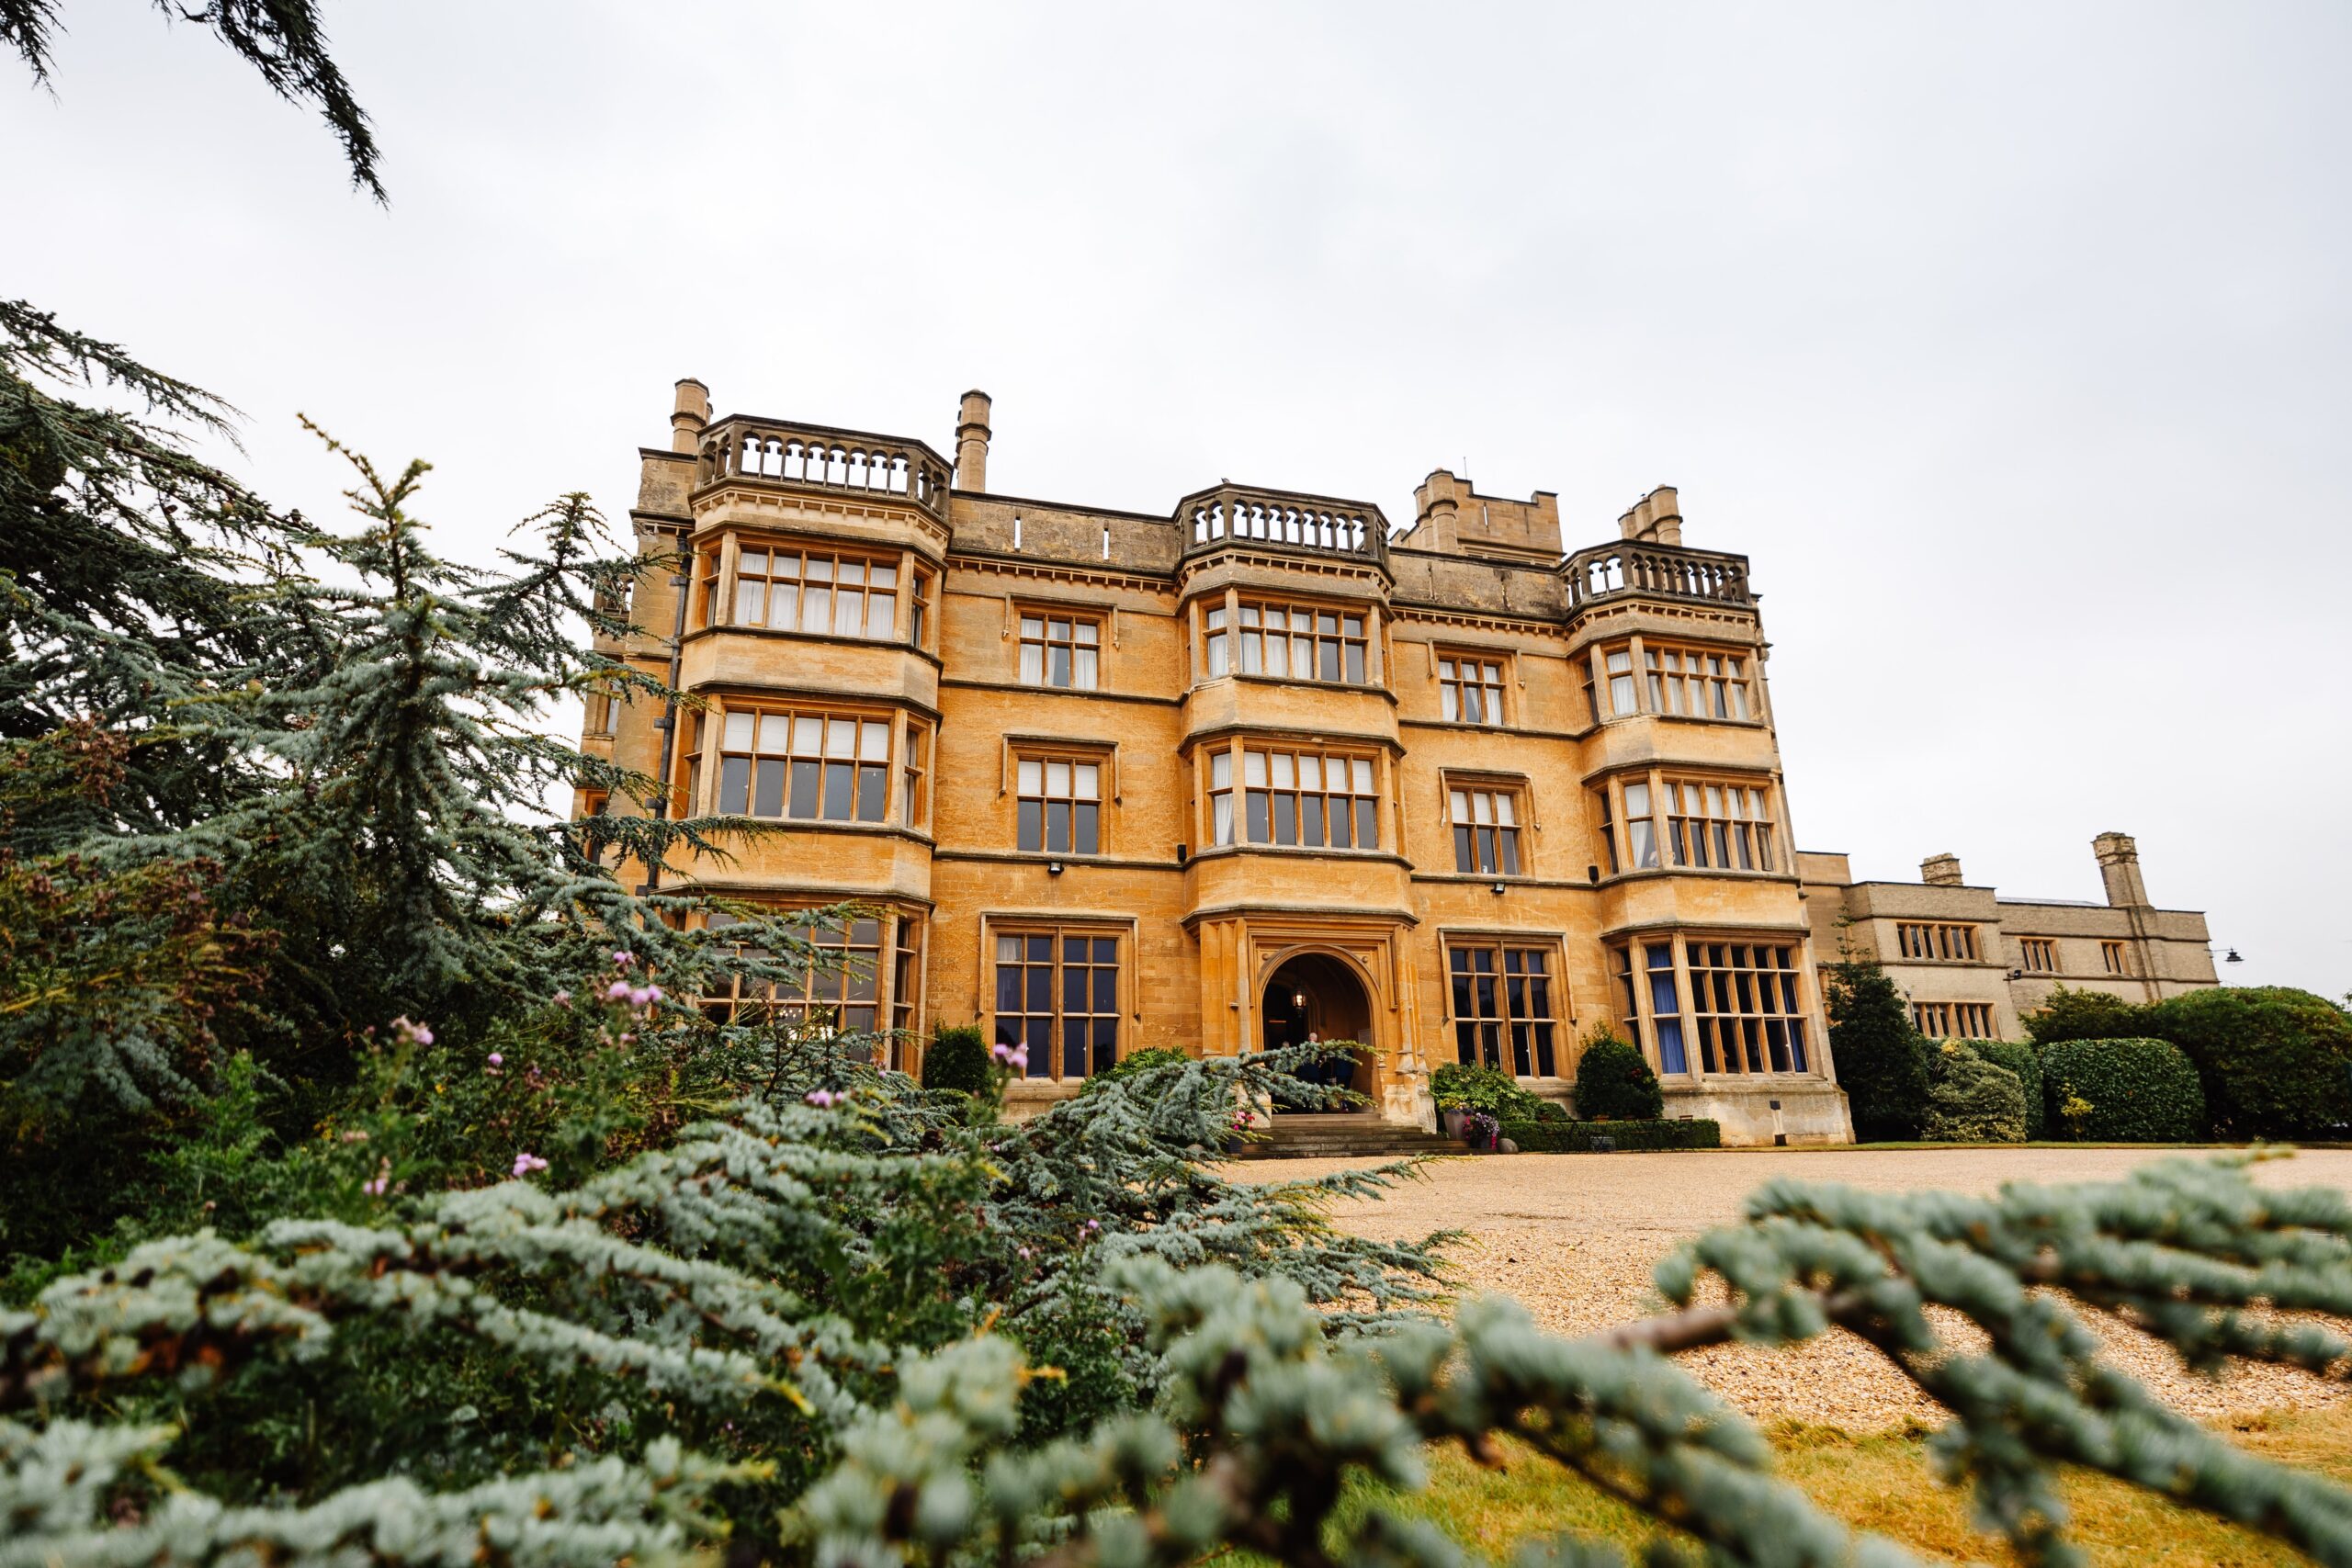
1572 1033 1664 1121
1973 1040 2047 1140
2040 1037 2204 1143
2146 987 2352 1140
1498 1118 1722 1153
920 1023 992 1095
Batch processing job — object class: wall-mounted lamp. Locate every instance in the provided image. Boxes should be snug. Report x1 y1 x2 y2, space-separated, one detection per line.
1587 864 1600 885
2007 968 2025 980
2225 948 2245 964
1047 860 1064 875
1490 881 1506 896
1291 990 1307 1010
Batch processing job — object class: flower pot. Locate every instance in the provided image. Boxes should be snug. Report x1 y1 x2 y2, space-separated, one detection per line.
1440 1109 1466 1139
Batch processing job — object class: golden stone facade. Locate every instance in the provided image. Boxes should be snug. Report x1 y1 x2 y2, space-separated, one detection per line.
584 381 1856 1145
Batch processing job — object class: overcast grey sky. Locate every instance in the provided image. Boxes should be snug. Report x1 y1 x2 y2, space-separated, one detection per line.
8 3 2346 995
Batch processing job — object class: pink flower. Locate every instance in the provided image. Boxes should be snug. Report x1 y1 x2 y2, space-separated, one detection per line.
512 1152 549 1178
363 1177 388 1196
642 985 663 1003
551 990 571 1007
806 1089 837 1108
391 1017 434 1047
605 981 632 1001
611 951 634 967
1016 1246 1032 1259
487 1053 503 1066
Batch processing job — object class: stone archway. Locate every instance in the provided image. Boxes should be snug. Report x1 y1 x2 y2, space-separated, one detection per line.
1261 952 1374 1111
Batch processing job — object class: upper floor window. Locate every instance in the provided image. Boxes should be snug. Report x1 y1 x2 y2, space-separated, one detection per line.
2019 938 2058 974
1663 780 1777 873
1208 745 1380 850
714 709 891 822
901 721 931 829
1449 784 1522 875
1602 649 1637 716
910 570 933 649
1896 922 1979 962
2100 940 2131 976
1020 613 1101 689
1016 756 1102 854
1915 1001 1997 1040
1620 781 1660 870
1438 654 1506 724
732 547 899 640
1448 942 1559 1077
1235 602 1368 684
994 929 1120 1080
1645 645 1753 720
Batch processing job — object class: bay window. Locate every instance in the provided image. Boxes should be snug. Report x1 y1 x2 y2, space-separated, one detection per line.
1663 780 1778 872
714 709 891 822
730 547 899 639
1611 935 1812 1076
1236 601 1368 683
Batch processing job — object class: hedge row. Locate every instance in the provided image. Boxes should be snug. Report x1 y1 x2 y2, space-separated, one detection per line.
2039 1036 2204 1143
1971 1040 2047 1140
1498 1118 1722 1153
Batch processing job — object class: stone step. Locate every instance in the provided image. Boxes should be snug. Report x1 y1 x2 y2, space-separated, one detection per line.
1245 1115 1462 1159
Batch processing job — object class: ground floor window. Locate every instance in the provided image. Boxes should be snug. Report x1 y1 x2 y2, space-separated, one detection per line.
993 929 1120 1080
699 908 922 1070
1446 942 1558 1076
1914 1001 1996 1040
1610 935 1811 1076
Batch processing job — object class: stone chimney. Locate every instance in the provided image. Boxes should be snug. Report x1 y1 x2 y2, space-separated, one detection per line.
955 389 992 491
671 378 709 455
1617 485 1683 546
2093 832 2150 908
1920 852 1963 887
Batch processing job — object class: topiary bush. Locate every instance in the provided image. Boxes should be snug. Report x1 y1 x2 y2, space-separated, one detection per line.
1429 1061 1546 1122
1572 1032 1664 1121
2144 987 2352 1141
921 1023 992 1095
1919 1041 2027 1145
1973 1040 2047 1140
2040 1036 2207 1142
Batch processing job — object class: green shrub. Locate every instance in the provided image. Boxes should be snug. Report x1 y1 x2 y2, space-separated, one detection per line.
2143 987 2352 1140
1430 1061 1546 1122
2024 986 2147 1045
1918 1040 2027 1144
1499 1118 1721 1153
921 1024 992 1095
1571 1032 1663 1121
1973 1040 2047 1140
1823 958 1928 1141
2039 1036 2206 1142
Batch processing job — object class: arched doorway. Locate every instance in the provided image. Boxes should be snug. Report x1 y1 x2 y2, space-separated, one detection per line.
1261 953 1373 1111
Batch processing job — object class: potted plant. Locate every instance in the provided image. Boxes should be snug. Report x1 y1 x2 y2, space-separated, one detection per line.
1461 1110 1500 1152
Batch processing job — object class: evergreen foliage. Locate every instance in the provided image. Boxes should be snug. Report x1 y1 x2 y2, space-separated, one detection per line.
1823 957 1929 1142
2023 986 2145 1045
1570 1032 1664 1121
2040 1037 2207 1143
1972 1039 2047 1139
919 1024 991 1095
1917 1040 2028 1145
2147 987 2352 1141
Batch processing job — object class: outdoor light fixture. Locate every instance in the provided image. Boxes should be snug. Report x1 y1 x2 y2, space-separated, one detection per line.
1292 990 1307 1010
2226 948 2245 964
1047 860 1064 875
2008 968 2025 980
1491 881 1506 895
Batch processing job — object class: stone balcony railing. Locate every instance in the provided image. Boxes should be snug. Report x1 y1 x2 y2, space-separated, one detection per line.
695 417 953 524
1562 540 1752 609
1177 484 1390 570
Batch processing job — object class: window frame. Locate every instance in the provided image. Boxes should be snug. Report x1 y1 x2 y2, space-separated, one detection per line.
1659 777 1779 873
1445 777 1528 876
1894 922 1982 963
1435 649 1510 726
707 705 898 825
2100 940 2131 976
1016 607 1104 691
2019 937 2058 974
699 907 923 1070
1585 637 1758 723
1013 750 1107 856
1913 1000 1997 1041
989 925 1124 1083
1444 937 1564 1077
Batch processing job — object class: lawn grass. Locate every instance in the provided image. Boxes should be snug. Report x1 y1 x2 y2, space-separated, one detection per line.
1285 1405 2352 1565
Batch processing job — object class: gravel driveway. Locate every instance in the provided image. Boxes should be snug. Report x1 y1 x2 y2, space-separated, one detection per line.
1243 1146 2352 1430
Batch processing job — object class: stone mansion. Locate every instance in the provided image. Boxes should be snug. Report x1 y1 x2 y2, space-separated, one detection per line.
581 382 2219 1146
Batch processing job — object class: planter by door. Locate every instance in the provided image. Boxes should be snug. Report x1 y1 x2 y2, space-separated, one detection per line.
1441 1109 1466 1139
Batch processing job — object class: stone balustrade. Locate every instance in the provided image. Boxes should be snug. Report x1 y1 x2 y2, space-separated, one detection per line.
1562 540 1752 609
696 417 952 522
1178 484 1390 569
